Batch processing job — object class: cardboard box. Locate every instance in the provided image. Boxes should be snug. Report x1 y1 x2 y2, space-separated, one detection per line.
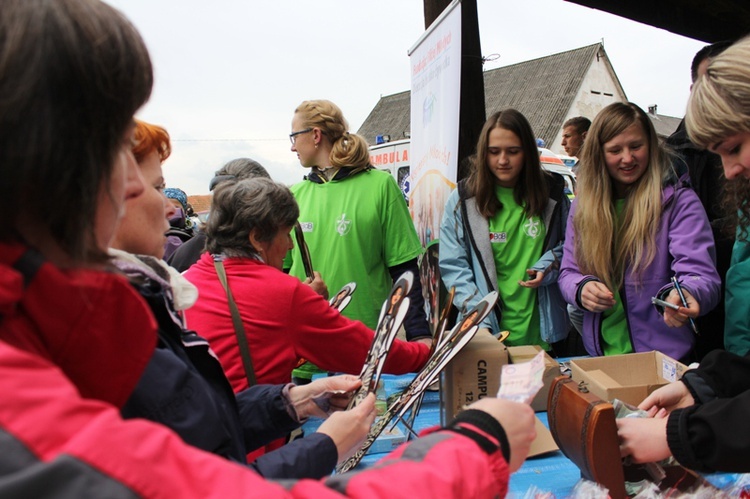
439 329 508 425
529 416 559 457
570 351 688 407
506 345 560 412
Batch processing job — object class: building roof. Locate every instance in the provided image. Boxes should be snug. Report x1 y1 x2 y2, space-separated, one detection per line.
188 194 211 213
358 43 609 147
645 107 682 139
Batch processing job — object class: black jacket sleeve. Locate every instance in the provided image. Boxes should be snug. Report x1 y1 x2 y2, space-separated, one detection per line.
666 349 750 473
235 385 338 479
249 432 337 480
235 384 300 451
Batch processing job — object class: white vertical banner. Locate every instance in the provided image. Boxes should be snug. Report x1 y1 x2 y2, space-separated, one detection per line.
408 0 461 249
408 0 461 326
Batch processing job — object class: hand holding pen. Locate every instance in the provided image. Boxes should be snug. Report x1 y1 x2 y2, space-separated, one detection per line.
669 276 700 336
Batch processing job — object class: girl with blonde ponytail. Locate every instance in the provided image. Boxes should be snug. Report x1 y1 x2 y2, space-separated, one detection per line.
287 99 429 382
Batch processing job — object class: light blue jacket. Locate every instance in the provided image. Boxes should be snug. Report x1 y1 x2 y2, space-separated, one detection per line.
439 175 571 344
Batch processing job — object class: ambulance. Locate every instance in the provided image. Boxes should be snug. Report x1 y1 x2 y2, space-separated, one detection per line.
369 139 411 203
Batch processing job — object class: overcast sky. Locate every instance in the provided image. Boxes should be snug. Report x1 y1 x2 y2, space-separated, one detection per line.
106 0 705 195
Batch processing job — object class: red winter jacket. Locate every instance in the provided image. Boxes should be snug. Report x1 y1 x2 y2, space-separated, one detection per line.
0 244 511 497
0 243 156 407
0 337 510 497
184 254 429 389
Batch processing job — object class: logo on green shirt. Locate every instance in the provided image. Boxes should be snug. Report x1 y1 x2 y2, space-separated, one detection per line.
490 232 508 243
524 218 541 239
336 213 352 236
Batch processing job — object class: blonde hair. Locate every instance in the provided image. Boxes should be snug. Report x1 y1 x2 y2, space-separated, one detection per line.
294 100 370 169
574 102 674 291
686 36 750 241
686 36 750 149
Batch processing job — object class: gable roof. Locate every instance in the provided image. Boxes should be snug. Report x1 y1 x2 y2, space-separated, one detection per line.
646 111 682 139
358 43 612 147
187 194 211 213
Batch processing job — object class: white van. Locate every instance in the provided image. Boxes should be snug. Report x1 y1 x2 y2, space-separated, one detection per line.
539 148 577 197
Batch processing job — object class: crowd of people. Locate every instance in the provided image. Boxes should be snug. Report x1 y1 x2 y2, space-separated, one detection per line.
2 0 750 496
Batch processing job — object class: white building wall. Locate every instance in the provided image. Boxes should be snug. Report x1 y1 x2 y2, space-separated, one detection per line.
549 48 627 157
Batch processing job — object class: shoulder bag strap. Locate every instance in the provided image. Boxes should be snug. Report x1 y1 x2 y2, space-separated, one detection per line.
213 258 257 387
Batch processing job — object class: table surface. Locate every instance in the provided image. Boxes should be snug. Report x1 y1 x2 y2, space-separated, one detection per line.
303 374 742 495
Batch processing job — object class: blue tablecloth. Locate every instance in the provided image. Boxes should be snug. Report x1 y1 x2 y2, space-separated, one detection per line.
302 374 743 495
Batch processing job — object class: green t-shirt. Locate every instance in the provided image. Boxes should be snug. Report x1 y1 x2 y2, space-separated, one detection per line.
286 169 423 379
489 186 547 349
601 199 634 355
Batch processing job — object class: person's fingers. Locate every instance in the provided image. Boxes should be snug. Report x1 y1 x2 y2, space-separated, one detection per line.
351 393 377 425
676 306 699 318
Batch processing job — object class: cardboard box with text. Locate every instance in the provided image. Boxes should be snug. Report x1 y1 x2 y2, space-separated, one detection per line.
440 329 508 425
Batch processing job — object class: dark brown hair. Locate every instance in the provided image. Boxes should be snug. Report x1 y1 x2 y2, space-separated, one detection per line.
0 0 153 263
467 109 549 218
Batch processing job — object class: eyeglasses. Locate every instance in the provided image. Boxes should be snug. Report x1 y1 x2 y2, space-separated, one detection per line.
289 128 312 145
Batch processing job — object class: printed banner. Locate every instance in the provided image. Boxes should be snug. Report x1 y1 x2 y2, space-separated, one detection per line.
408 0 461 325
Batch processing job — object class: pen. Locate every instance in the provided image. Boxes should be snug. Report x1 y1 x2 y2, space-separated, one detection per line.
671 276 700 336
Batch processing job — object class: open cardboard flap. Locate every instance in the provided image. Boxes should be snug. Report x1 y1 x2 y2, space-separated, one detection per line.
529 416 558 457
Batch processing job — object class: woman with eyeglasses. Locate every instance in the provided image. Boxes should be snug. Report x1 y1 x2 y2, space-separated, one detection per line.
286 99 431 383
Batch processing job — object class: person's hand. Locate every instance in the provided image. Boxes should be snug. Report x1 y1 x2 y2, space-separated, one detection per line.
662 288 700 328
637 381 694 416
304 271 329 300
580 281 616 312
518 269 544 289
467 398 536 472
316 393 377 463
617 416 671 463
288 375 361 419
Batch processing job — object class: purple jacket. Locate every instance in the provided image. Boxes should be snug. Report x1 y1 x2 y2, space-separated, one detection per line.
558 179 720 361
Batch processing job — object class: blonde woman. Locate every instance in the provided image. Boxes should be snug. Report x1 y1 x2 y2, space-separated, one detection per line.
618 36 750 473
558 102 720 363
286 100 429 382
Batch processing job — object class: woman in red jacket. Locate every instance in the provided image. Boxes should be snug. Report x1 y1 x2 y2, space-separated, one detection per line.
184 177 430 390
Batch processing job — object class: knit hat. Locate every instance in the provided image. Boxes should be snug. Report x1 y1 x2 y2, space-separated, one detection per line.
164 187 188 213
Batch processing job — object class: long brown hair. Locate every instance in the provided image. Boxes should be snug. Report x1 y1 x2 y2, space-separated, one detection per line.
0 0 153 264
466 109 549 218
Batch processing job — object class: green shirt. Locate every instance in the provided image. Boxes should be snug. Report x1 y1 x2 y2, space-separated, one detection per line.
287 169 423 379
601 199 634 355
489 186 547 348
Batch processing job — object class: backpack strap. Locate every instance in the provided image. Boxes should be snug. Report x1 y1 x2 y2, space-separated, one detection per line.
213 257 257 387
